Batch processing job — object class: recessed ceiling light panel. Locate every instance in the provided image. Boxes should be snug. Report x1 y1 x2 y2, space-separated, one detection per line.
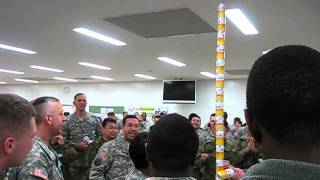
73 28 127 46
0 43 37 54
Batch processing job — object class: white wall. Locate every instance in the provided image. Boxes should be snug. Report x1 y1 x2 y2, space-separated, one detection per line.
0 79 247 127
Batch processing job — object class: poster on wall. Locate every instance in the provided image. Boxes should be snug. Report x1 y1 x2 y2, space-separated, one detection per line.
89 106 125 120
125 106 169 120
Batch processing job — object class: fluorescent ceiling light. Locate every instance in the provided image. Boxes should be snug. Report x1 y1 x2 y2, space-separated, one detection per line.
0 81 7 84
15 78 39 83
200 72 216 79
53 77 78 82
134 74 156 80
30 65 64 73
226 9 258 35
91 75 114 81
79 62 111 70
157 57 186 67
0 68 24 74
73 28 127 46
0 43 37 54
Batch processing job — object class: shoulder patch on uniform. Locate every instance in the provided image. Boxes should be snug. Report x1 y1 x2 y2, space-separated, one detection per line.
99 150 108 161
32 168 48 180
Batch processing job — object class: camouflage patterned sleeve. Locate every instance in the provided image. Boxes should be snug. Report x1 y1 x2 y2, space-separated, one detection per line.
95 117 103 138
86 139 102 167
225 138 247 166
62 120 70 141
89 144 113 180
15 156 50 180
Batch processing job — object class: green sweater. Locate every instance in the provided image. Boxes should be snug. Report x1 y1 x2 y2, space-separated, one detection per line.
243 159 320 180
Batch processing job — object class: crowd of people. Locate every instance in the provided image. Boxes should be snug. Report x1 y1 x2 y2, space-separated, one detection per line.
1 45 320 180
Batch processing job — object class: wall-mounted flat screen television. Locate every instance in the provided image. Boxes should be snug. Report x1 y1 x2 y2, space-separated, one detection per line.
163 80 196 104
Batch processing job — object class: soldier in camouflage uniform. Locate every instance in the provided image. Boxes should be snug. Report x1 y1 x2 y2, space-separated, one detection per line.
198 113 216 153
146 114 198 180
50 135 78 180
89 115 140 180
125 132 149 180
194 123 257 179
188 113 203 136
9 136 64 180
0 94 36 173
8 96 65 180
84 118 118 179
62 93 102 180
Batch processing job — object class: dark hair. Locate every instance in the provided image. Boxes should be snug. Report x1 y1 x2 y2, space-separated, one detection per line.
188 113 200 121
74 93 85 100
0 94 36 138
207 113 216 127
234 117 242 125
153 115 161 119
107 112 115 116
32 96 60 125
223 111 228 121
246 45 320 149
122 111 128 116
129 132 149 170
122 115 139 126
147 113 199 171
64 112 70 117
102 117 117 128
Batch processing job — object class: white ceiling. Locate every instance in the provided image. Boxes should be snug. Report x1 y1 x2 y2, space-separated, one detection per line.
1 0 320 84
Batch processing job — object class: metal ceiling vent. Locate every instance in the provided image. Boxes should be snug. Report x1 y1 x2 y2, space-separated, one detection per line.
225 69 251 76
104 8 216 38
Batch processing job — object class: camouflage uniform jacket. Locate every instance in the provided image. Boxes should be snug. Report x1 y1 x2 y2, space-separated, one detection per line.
86 136 109 167
194 136 253 180
194 128 203 136
62 112 102 168
198 128 215 152
89 135 134 180
145 177 196 180
83 136 113 180
8 136 63 180
63 112 102 144
0 169 8 180
125 168 147 180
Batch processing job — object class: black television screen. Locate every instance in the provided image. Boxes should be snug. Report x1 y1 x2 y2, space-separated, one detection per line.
163 80 196 104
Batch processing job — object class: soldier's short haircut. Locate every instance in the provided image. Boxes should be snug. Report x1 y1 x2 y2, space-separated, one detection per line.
188 113 200 122
102 117 117 128
147 113 199 171
0 94 36 139
234 117 242 125
122 115 138 126
32 96 60 125
129 132 149 170
247 45 320 149
107 112 115 116
74 93 85 100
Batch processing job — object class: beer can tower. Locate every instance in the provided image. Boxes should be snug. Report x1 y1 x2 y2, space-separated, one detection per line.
215 2 227 179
